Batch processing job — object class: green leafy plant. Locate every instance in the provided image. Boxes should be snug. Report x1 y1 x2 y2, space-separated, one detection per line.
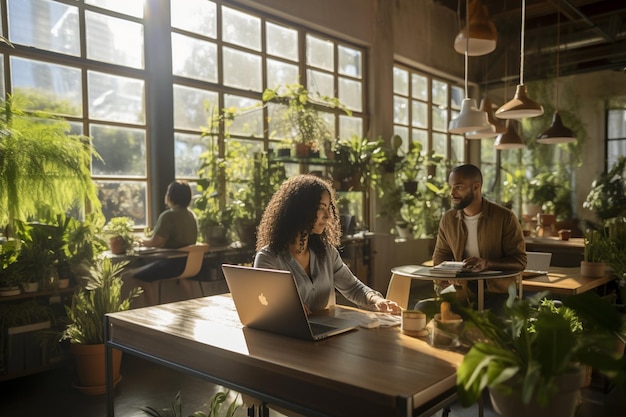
140 390 243 417
583 228 610 263
583 156 626 222
332 135 383 191
102 216 138 252
0 94 101 237
396 141 425 183
456 288 625 408
61 257 142 345
0 239 20 289
526 171 572 220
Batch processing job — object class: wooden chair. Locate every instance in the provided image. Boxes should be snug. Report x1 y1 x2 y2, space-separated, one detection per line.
156 243 210 304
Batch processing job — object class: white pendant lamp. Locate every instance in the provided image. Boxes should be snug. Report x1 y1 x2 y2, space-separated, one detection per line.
449 0 492 135
537 0 576 144
495 0 544 120
453 0 498 56
465 97 506 139
495 119 525 150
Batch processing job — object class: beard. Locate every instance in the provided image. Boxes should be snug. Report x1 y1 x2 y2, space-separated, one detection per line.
452 189 474 210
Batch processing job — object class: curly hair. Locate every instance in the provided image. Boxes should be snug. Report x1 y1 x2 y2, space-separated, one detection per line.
256 174 342 259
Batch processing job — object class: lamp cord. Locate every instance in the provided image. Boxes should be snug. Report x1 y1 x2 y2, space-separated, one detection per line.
519 0 526 85
464 0 470 98
555 0 561 109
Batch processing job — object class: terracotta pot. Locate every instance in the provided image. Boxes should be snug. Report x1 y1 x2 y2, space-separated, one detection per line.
489 367 585 417
295 142 311 157
580 260 605 278
109 235 125 255
70 343 122 395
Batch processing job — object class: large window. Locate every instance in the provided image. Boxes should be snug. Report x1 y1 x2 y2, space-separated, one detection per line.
607 104 626 170
3 0 366 226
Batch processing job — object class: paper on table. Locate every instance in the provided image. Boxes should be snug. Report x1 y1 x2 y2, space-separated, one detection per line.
336 309 401 328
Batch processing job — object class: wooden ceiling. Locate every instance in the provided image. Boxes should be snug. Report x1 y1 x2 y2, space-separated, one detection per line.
435 0 626 87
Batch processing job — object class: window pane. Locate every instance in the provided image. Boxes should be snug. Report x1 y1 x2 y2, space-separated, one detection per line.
266 22 297 61
97 181 147 226
0 56 4 99
432 79 448 106
88 71 145 124
224 95 263 137
85 0 144 18
225 139 263 182
338 77 362 112
411 100 427 128
393 67 409 95
338 45 362 78
175 132 204 178
8 0 79 56
172 33 217 83
394 126 409 153
267 59 299 90
432 105 447 132
86 11 144 69
608 140 626 169
608 110 626 139
411 73 428 101
222 6 261 51
223 47 262 91
433 132 447 155
171 0 216 38
394 96 408 125
450 135 464 163
11 57 83 117
307 69 334 98
451 85 464 110
91 124 146 176
173 85 218 131
412 129 428 153
339 115 362 139
307 35 333 71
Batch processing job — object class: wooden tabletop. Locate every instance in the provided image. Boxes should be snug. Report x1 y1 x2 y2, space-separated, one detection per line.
522 266 615 295
105 295 463 417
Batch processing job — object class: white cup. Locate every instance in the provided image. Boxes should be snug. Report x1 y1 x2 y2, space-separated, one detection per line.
401 310 427 336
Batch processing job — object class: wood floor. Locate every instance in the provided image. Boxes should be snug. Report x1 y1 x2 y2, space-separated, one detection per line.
1 350 624 417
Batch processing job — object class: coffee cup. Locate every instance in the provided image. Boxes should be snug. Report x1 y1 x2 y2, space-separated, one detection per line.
401 310 427 337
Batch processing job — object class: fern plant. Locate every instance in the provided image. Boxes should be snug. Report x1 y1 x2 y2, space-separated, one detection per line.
0 94 101 237
61 257 142 345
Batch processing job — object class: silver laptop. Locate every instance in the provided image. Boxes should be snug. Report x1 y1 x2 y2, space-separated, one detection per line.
523 252 552 277
221 264 359 340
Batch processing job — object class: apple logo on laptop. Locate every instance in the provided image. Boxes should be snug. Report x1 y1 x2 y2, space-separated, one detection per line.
258 293 268 306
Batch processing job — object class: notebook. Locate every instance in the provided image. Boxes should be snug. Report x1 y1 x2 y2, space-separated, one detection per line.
522 252 552 277
221 264 359 341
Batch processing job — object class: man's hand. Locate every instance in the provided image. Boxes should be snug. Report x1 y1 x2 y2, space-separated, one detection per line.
462 257 488 272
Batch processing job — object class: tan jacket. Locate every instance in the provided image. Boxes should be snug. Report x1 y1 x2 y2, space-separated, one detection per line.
432 198 527 293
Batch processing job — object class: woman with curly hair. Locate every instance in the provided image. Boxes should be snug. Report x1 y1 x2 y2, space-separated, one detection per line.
254 174 400 314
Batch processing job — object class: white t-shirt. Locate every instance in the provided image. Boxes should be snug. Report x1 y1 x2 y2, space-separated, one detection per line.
463 212 481 258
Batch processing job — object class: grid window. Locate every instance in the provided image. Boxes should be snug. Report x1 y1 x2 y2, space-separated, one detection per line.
607 108 626 169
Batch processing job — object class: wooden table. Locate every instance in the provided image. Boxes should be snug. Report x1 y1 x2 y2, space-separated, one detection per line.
524 237 584 267
388 265 521 312
522 266 615 295
105 296 463 417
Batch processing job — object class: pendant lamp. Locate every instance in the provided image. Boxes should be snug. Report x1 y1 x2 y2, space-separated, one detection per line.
465 97 507 139
537 0 576 144
495 0 543 119
449 0 493 135
495 119 525 149
453 0 497 56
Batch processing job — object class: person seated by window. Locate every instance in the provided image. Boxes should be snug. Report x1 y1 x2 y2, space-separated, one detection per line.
416 164 526 312
123 180 199 306
254 174 401 315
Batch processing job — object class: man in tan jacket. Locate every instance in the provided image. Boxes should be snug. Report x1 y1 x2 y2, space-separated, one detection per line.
432 164 526 306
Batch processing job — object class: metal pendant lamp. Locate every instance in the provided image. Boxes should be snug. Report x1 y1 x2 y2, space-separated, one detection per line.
537 0 576 144
465 97 507 139
495 0 544 120
495 119 525 149
453 0 497 56
449 0 493 135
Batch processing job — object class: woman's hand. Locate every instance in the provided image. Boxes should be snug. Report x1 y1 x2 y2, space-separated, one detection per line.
373 299 402 315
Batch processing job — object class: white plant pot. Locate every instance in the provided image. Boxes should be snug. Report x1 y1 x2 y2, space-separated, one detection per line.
22 281 40 293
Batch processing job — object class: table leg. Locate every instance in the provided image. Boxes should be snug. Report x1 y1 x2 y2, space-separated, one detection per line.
105 317 115 417
477 279 484 312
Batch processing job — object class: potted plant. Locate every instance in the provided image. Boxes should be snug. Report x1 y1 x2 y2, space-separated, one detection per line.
456 289 625 417
102 216 137 254
396 141 425 194
262 83 349 157
14 222 58 292
331 135 382 191
60 257 142 394
0 239 21 296
581 227 609 277
583 156 626 223
140 389 243 417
